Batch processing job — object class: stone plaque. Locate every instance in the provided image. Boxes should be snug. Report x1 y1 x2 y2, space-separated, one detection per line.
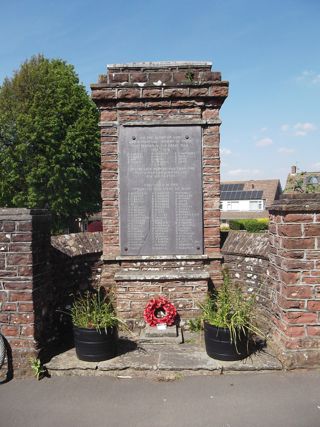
119 126 203 255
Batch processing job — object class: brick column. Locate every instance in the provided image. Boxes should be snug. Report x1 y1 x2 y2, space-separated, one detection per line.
91 62 228 325
268 195 320 368
0 209 51 376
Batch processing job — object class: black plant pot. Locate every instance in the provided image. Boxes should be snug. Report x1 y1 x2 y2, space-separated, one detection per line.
204 321 250 361
73 326 117 362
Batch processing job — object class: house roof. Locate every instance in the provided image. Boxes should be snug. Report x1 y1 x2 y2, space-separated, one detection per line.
220 179 282 208
284 171 320 193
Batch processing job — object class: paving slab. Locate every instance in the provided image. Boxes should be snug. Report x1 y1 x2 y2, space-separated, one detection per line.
157 346 281 371
45 332 282 376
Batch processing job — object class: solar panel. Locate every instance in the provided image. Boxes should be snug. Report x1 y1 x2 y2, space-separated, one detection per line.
220 189 263 201
221 183 244 192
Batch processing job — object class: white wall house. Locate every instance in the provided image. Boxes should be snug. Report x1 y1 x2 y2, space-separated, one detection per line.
220 180 282 222
220 199 264 212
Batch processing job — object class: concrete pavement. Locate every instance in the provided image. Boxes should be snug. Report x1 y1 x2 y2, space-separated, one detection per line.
1 371 320 427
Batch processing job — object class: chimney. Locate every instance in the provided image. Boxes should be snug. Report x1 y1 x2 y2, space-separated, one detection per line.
291 165 297 174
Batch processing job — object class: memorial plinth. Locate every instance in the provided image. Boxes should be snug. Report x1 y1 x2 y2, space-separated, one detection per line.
91 61 228 326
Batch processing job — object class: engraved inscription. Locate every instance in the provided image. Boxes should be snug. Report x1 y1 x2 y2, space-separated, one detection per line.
119 126 203 255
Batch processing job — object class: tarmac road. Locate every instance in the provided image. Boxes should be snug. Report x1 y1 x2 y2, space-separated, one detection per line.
1 371 320 427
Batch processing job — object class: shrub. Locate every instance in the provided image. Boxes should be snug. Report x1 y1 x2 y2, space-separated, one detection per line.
241 219 268 232
229 219 269 233
229 220 242 230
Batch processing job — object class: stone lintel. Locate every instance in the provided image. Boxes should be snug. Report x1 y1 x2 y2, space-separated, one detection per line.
114 269 210 282
99 119 221 128
121 119 222 127
0 208 50 221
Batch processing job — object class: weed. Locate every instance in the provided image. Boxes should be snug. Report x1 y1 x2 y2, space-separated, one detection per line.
185 71 195 82
30 358 46 380
188 318 202 332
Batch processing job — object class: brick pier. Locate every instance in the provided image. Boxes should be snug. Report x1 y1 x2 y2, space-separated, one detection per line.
0 209 51 375
268 195 320 367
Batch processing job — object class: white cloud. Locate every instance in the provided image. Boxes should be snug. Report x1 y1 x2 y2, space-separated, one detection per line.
227 168 261 178
278 147 295 154
281 124 289 132
256 137 273 147
296 70 320 85
260 127 268 132
280 122 317 136
293 122 317 136
221 148 232 156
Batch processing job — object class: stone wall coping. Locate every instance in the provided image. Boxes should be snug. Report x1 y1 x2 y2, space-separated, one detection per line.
103 254 223 261
269 194 320 212
51 232 102 257
107 61 213 69
222 230 269 259
0 208 50 220
114 269 210 281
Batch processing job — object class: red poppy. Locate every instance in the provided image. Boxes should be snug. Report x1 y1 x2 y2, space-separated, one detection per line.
144 296 177 327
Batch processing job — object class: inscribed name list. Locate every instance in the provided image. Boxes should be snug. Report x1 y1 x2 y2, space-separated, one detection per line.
119 126 203 255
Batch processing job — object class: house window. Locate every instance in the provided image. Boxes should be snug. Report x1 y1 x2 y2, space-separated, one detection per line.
249 200 263 211
227 201 240 211
308 176 319 185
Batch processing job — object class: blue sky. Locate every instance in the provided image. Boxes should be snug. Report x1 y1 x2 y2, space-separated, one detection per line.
1 0 319 186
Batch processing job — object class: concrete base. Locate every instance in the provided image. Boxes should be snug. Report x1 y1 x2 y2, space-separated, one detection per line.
143 325 179 338
45 332 282 377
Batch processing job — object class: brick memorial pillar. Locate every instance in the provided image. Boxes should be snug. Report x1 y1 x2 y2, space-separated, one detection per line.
0 209 51 376
91 62 228 326
268 195 320 368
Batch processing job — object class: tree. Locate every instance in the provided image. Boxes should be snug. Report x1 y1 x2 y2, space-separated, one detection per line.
0 55 101 232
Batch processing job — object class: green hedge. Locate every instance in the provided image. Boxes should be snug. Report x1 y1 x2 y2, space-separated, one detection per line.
229 218 269 233
228 220 242 230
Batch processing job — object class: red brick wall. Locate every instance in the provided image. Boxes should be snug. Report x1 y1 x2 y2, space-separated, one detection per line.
0 209 51 376
92 62 228 324
268 195 320 368
0 220 103 377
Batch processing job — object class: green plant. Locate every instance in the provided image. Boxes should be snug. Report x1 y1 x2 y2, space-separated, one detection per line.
185 71 195 82
241 219 268 232
200 274 263 347
220 224 230 231
306 183 320 193
229 220 242 230
188 318 202 332
71 290 119 331
0 54 101 232
229 219 268 233
30 357 46 380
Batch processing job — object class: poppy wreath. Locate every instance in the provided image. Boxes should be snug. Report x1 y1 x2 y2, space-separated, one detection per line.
144 296 177 327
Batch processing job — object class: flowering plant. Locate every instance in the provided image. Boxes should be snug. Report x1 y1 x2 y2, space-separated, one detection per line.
144 296 177 327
